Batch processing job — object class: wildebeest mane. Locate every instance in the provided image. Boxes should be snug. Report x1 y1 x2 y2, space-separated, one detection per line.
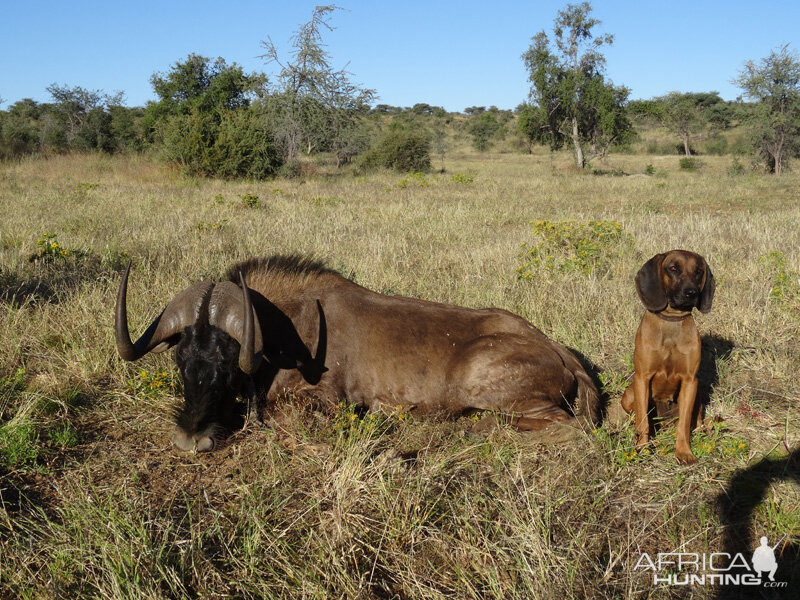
226 254 342 303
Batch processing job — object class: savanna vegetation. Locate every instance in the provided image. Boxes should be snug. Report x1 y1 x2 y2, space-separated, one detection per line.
1 4 799 178
1 145 798 599
1 2 799 598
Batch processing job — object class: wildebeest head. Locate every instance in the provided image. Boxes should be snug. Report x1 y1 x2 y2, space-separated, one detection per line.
114 264 263 452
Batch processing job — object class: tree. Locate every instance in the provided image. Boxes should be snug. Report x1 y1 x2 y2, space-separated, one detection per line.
145 54 281 178
45 84 125 150
517 103 552 153
146 54 263 125
260 5 375 167
1 99 42 155
467 111 504 152
734 45 800 174
521 2 632 168
632 92 728 156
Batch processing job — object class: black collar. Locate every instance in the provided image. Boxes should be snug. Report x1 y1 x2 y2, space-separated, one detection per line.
653 311 692 322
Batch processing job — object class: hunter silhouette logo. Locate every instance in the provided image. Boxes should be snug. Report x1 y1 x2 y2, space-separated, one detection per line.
751 536 779 582
633 534 788 587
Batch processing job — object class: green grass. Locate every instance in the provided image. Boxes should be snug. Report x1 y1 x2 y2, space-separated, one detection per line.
0 149 798 598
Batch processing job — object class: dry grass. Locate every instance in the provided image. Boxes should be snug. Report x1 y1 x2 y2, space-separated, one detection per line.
0 150 798 599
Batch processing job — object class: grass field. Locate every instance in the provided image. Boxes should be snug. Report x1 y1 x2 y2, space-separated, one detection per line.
0 149 798 599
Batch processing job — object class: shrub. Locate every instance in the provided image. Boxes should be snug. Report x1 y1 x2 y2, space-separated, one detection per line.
727 157 746 176
450 172 475 184
760 250 800 315
213 109 283 179
397 172 431 188
704 134 729 156
357 130 431 173
644 140 660 155
238 193 260 208
29 233 78 262
728 134 752 156
518 219 635 278
679 157 702 171
158 108 283 179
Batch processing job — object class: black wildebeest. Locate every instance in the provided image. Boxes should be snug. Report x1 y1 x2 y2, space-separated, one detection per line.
115 255 599 451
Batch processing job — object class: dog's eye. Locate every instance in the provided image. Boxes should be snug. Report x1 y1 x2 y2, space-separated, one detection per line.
695 268 704 277
668 264 679 273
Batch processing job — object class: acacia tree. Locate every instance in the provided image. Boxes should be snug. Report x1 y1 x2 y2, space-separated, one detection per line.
260 5 374 166
632 92 728 156
734 45 800 174
521 2 632 168
46 84 124 149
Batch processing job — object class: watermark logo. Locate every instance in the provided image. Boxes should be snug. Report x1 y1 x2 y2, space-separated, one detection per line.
634 535 787 588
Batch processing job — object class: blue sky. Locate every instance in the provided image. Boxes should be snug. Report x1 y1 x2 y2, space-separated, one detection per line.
1 1 798 112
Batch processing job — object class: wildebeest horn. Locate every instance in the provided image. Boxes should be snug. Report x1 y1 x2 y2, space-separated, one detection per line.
207 273 263 374
115 262 214 361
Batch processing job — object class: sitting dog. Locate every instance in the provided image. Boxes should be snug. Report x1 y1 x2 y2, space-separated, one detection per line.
621 250 715 464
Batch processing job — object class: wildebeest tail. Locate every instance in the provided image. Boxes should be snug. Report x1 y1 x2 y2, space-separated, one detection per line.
573 368 600 427
553 344 600 427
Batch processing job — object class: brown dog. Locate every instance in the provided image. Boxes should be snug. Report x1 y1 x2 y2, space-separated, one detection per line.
621 250 715 464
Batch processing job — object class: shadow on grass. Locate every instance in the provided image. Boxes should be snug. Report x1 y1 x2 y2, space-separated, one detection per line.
699 334 735 412
0 257 119 306
715 446 800 599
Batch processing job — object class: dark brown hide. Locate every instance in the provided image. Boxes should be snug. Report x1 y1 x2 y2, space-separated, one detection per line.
232 256 599 430
117 255 600 451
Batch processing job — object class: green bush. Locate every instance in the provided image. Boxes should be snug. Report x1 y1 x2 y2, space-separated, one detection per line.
679 157 702 171
518 219 635 278
213 109 283 179
704 134 729 156
357 130 431 173
728 134 752 156
450 172 475 184
158 108 283 179
727 157 746 176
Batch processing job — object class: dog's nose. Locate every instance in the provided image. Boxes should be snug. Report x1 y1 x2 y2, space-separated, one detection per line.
684 288 699 299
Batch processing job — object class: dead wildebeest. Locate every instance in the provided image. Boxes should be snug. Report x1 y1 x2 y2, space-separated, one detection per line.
115 255 599 451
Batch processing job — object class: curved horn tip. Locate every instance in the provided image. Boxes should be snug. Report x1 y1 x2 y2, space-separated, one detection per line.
236 269 263 375
115 260 139 361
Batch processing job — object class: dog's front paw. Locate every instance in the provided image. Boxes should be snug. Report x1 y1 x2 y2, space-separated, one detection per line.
675 447 697 465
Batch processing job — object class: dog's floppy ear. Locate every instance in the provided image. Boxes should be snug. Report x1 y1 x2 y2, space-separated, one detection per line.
635 253 667 312
698 260 715 314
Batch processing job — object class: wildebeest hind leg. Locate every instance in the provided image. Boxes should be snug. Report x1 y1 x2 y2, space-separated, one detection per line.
511 404 572 431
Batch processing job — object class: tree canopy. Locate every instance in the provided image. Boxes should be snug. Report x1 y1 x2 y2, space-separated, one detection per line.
521 2 633 168
734 44 800 174
260 5 375 167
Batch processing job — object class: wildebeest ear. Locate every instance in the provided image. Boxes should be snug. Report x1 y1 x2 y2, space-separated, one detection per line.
635 253 667 312
698 261 715 314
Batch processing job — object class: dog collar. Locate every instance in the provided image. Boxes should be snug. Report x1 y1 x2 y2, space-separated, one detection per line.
653 311 692 322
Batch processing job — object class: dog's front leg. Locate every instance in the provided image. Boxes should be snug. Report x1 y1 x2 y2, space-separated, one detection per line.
633 372 651 448
674 377 698 464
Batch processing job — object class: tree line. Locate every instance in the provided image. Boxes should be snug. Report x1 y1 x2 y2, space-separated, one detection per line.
1 3 798 176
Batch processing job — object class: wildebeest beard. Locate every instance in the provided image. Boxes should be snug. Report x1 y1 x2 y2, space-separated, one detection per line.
173 324 246 451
